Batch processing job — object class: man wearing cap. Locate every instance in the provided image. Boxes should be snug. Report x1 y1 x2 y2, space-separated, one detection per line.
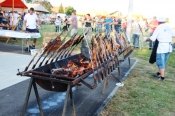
145 16 175 80
23 7 39 51
148 16 158 50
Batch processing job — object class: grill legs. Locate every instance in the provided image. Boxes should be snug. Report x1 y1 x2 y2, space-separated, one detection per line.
22 80 75 116
128 57 131 67
21 78 33 116
33 79 44 116
21 78 44 116
62 84 76 116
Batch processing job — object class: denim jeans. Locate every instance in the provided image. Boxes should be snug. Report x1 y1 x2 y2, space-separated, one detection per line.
105 27 111 38
132 34 140 47
156 52 170 69
55 25 61 32
149 32 155 49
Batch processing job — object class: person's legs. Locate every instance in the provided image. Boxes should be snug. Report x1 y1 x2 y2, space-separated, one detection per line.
132 34 136 47
55 26 58 32
156 53 170 80
70 28 77 37
135 34 140 48
149 32 153 49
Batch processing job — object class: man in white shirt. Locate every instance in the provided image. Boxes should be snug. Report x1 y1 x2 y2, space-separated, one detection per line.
146 16 175 80
23 7 39 50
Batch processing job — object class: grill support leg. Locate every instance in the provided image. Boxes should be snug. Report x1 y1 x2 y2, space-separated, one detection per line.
128 57 131 67
118 66 121 78
102 76 109 94
70 86 76 116
62 84 71 116
32 79 44 116
21 78 44 116
21 78 33 116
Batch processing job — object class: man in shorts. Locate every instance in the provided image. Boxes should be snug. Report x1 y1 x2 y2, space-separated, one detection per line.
70 11 78 37
23 7 39 50
146 16 175 80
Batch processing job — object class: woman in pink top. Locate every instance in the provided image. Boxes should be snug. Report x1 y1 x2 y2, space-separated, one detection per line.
148 16 158 50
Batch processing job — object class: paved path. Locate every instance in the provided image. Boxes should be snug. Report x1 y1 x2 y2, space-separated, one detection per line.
0 51 32 90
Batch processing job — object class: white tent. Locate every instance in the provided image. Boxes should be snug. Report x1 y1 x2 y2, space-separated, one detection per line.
26 4 49 13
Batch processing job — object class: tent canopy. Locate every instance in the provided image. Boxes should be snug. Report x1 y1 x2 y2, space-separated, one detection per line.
0 0 27 9
26 4 49 13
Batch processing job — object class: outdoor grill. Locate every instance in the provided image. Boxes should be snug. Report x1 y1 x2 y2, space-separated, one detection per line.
17 30 133 116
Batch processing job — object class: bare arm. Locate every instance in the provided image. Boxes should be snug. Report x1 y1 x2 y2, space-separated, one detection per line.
23 20 27 27
110 22 118 25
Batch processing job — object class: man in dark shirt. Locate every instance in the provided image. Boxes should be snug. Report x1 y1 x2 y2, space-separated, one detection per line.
113 16 121 34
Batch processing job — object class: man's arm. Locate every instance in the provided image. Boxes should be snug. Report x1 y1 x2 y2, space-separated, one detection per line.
23 20 26 28
36 15 39 27
146 27 159 41
84 19 92 23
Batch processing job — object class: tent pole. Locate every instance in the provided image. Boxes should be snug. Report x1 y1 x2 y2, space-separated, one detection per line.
12 0 14 27
126 0 133 42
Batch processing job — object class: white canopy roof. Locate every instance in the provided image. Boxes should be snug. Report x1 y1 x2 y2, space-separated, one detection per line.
26 4 49 13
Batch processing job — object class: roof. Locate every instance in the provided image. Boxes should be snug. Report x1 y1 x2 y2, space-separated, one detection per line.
0 0 28 9
26 4 49 13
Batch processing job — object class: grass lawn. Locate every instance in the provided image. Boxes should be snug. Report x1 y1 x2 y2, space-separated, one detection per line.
0 24 175 116
101 48 175 116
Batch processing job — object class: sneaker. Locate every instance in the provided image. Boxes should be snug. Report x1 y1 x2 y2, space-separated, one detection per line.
32 45 35 49
29 45 35 49
156 77 165 81
152 72 160 78
25 47 28 51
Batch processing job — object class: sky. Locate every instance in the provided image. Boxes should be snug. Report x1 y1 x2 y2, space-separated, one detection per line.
49 0 175 18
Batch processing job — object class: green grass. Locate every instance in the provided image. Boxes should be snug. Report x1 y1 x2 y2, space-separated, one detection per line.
101 48 175 116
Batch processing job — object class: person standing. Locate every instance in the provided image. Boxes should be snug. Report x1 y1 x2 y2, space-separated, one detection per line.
0 12 3 24
9 11 20 30
70 11 78 36
104 15 113 37
131 17 143 48
121 18 127 33
112 16 122 34
145 16 175 80
148 16 158 50
83 13 92 41
95 15 104 33
55 16 61 32
23 7 39 50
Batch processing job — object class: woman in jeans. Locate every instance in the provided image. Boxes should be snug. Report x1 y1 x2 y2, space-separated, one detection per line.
55 16 61 32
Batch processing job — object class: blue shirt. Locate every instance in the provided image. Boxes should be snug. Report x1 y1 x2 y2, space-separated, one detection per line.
105 18 113 29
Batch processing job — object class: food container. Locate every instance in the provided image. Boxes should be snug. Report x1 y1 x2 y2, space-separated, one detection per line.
30 49 40 56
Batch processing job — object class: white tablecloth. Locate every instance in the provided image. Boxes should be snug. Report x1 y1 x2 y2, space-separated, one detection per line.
0 30 41 38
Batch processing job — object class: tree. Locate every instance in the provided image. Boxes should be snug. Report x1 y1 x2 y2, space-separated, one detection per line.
25 0 33 3
65 6 75 15
58 3 64 13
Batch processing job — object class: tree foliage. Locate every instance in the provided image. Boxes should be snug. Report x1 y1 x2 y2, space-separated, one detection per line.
65 6 75 15
58 3 64 13
25 0 33 3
